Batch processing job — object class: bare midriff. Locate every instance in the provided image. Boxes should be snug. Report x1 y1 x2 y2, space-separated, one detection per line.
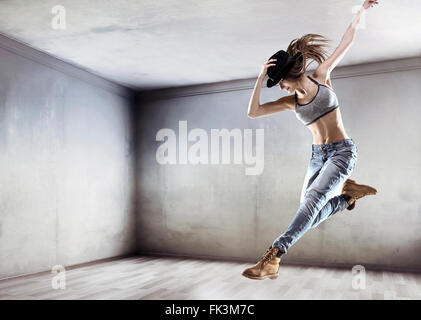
307 108 350 145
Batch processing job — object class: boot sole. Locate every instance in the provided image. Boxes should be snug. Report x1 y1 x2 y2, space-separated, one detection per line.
241 272 279 280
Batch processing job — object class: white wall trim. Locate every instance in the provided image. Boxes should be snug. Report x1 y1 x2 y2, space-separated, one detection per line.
0 32 134 99
137 56 421 101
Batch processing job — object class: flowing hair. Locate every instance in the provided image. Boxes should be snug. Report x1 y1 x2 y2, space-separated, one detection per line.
285 33 330 81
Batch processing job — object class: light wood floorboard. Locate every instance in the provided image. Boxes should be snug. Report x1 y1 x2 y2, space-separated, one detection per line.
1 255 421 300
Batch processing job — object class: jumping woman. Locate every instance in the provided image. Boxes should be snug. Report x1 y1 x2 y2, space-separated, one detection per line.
242 0 379 280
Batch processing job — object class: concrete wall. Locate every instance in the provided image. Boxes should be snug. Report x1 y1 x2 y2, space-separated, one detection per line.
136 57 421 272
0 37 137 279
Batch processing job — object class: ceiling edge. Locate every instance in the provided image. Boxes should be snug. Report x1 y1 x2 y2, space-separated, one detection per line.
0 32 135 99
137 56 421 101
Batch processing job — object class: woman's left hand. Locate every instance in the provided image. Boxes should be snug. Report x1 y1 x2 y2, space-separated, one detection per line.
363 0 379 10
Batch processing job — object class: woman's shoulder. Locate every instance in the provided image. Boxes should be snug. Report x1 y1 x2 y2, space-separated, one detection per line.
308 71 334 91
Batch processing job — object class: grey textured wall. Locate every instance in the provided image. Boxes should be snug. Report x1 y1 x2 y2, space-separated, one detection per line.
136 57 421 272
0 44 136 279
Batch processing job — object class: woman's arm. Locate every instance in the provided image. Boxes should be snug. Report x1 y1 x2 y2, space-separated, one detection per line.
248 59 295 119
247 74 265 118
317 0 379 75
247 74 294 119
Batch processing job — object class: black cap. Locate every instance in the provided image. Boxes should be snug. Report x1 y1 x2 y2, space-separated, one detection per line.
266 50 303 88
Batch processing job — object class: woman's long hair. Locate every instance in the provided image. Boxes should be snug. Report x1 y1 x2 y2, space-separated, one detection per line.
285 33 330 80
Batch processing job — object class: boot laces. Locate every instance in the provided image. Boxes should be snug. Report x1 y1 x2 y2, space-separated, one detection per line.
260 248 277 266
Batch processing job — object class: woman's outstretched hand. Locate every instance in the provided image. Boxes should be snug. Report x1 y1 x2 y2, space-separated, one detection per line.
363 0 379 10
259 58 277 78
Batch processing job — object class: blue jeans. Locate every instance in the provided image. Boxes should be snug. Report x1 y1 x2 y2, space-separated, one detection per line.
272 138 358 254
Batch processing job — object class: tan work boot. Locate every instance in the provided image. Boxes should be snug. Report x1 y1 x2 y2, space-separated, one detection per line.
241 246 282 280
341 178 378 210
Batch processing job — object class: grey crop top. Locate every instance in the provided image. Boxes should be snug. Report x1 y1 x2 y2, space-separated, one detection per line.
294 75 339 126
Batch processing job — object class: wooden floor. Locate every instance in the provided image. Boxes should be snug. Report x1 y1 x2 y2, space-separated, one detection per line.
1 255 421 300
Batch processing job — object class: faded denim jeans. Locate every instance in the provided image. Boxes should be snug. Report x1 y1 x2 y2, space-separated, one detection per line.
272 138 358 254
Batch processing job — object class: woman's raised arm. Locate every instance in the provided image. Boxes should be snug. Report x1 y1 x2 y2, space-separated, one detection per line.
317 0 379 75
